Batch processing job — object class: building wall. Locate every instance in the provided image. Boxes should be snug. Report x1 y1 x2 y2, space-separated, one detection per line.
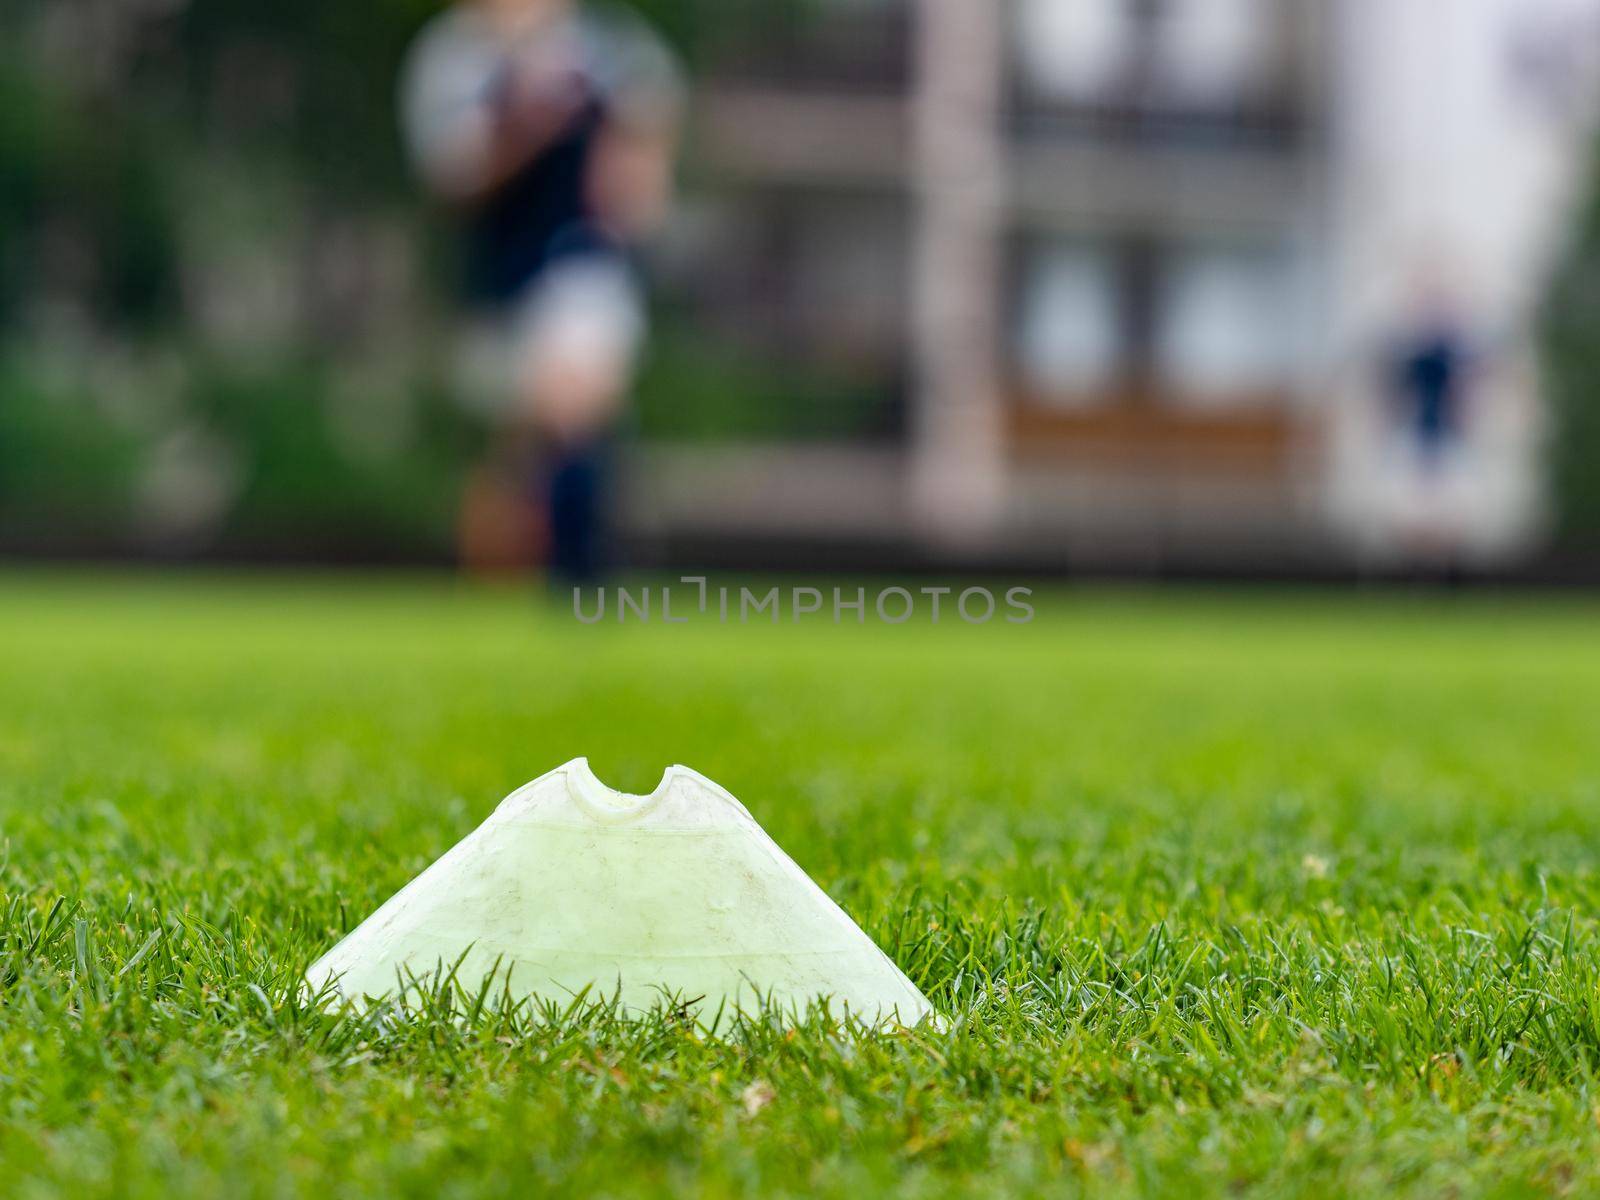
659 0 1600 569
1324 0 1600 563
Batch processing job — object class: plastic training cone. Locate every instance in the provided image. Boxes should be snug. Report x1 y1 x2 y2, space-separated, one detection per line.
305 758 934 1027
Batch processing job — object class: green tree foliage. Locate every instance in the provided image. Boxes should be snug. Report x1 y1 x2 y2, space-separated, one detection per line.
0 0 887 558
1541 147 1600 547
0 50 179 329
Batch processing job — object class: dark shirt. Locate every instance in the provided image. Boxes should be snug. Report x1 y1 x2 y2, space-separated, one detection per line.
404 7 679 309
1394 332 1468 455
464 80 611 306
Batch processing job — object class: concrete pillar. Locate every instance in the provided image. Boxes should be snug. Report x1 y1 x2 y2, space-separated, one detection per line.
909 0 1008 548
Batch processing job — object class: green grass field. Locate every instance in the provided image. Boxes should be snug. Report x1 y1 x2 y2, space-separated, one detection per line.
4 573 1600 1197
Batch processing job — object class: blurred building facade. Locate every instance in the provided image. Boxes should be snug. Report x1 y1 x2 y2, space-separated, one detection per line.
635 0 1600 571
6 0 1600 571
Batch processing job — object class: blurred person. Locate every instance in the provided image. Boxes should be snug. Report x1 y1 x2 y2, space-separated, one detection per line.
401 0 682 583
1391 317 1471 468
1381 274 1485 565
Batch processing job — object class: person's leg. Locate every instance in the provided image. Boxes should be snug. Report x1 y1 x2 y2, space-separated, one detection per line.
544 436 610 584
513 252 644 585
454 312 548 576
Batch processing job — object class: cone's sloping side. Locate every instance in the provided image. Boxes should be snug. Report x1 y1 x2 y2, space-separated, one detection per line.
305 759 934 1026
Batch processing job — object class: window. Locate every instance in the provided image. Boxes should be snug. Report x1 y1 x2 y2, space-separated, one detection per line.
1014 0 1128 104
1013 0 1275 111
1156 246 1296 407
1014 243 1122 403
1152 0 1272 107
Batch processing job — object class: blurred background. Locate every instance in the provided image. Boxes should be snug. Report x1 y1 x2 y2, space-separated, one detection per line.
5 0 1600 578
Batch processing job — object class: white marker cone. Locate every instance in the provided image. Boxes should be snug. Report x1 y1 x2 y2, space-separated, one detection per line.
305 759 934 1027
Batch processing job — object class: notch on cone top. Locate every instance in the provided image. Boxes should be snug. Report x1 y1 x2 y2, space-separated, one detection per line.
305 758 935 1027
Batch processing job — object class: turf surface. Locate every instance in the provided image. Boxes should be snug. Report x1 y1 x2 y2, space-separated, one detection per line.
3 573 1600 1197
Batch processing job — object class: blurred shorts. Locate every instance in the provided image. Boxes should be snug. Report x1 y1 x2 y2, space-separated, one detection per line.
453 252 646 419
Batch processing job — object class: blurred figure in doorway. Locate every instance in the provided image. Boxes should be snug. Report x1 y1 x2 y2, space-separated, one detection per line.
402 0 682 583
